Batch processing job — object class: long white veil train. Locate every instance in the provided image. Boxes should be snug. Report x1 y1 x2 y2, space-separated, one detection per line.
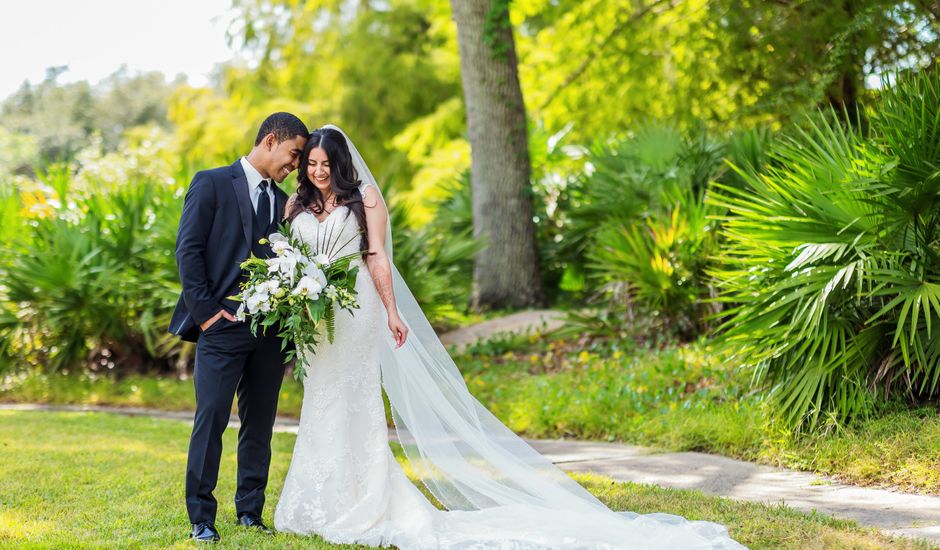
323 124 745 549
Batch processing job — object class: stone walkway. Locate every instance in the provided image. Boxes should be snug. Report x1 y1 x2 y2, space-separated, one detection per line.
4 402 939 545
438 309 566 351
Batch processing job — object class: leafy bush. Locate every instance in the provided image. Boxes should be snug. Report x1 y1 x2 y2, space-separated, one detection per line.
711 69 940 428
390 172 482 328
589 190 720 339
0 167 184 374
554 123 770 338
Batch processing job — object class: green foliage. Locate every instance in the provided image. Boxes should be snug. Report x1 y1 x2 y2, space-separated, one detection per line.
0 167 184 375
555 125 690 281
223 0 461 191
711 68 940 428
721 126 775 189
713 0 940 123
590 194 720 339
0 67 177 169
0 127 38 175
391 173 483 327
516 0 757 140
553 123 768 338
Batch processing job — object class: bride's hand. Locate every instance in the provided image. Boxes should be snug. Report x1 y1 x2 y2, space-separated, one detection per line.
388 314 408 348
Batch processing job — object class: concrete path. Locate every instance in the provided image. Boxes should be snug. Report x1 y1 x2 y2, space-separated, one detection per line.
3 403 938 545
439 309 566 351
527 439 940 544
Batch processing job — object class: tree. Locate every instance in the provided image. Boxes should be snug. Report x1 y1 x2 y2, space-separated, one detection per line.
1 68 94 164
450 0 543 308
224 0 461 188
514 0 756 141
713 0 940 126
0 66 178 169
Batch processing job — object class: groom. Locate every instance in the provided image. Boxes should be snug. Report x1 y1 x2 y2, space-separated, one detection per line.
169 112 309 542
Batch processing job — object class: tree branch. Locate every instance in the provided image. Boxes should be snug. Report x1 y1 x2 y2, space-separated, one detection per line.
915 0 940 25
536 0 680 112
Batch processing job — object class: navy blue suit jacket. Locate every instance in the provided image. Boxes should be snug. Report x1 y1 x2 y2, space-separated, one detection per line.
169 160 288 342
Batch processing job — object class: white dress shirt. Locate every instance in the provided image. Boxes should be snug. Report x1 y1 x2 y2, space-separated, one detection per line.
240 157 274 224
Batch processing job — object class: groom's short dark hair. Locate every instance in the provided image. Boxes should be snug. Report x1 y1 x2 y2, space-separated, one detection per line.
255 112 309 145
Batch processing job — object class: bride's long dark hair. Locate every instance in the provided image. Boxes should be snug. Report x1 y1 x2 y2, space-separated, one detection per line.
286 127 369 254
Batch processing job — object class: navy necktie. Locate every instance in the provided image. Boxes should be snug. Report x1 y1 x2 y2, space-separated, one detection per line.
256 180 271 227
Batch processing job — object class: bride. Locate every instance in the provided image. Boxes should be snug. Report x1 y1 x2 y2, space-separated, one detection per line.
273 125 745 549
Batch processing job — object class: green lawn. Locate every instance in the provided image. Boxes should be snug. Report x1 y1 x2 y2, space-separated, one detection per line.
2 332 939 494
457 334 940 495
0 410 931 549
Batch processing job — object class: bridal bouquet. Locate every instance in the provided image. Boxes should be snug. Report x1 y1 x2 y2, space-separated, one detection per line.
233 223 360 380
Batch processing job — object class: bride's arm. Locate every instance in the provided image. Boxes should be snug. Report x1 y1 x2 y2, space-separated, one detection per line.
362 185 408 347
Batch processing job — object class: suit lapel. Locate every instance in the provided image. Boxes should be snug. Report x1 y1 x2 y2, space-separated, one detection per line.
230 160 254 247
273 187 287 229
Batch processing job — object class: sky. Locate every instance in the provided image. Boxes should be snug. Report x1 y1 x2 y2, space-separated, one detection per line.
0 0 237 100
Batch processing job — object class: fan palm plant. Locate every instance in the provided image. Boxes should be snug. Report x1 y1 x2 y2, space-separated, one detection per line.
590 188 720 339
2 168 185 374
711 69 940 428
561 123 756 338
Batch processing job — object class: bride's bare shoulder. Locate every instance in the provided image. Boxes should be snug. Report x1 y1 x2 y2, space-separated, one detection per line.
360 184 381 209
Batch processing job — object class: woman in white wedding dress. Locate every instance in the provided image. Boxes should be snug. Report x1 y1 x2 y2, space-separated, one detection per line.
273 126 745 549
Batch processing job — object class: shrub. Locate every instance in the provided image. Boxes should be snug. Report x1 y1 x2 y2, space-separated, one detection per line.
390 172 482 328
556 123 770 339
711 69 940 428
1 167 184 374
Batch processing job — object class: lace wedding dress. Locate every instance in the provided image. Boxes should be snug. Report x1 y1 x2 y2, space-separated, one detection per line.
273 177 745 549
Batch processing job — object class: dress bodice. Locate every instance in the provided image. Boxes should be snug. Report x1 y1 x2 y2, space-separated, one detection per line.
291 205 363 262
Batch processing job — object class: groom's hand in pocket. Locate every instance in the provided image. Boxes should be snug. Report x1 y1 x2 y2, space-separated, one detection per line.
201 309 238 331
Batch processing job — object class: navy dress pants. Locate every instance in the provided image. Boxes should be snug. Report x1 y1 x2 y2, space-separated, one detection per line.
185 318 285 524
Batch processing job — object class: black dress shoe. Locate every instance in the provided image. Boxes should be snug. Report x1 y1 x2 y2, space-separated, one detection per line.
191 521 220 542
236 513 273 535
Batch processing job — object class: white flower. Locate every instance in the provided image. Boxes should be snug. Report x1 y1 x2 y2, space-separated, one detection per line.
263 279 280 294
312 253 330 267
292 276 323 299
266 254 298 277
236 303 247 321
246 293 265 314
324 285 338 299
248 283 270 299
302 264 328 289
272 240 293 256
268 232 288 244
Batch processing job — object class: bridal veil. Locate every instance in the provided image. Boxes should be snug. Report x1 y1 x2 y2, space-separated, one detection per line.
322 124 744 549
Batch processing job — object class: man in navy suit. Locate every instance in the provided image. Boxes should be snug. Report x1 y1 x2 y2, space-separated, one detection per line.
169 112 309 542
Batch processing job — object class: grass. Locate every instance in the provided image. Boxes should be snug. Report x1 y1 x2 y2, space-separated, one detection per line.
0 369 305 419
0 410 932 549
455 333 940 495
2 332 939 494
